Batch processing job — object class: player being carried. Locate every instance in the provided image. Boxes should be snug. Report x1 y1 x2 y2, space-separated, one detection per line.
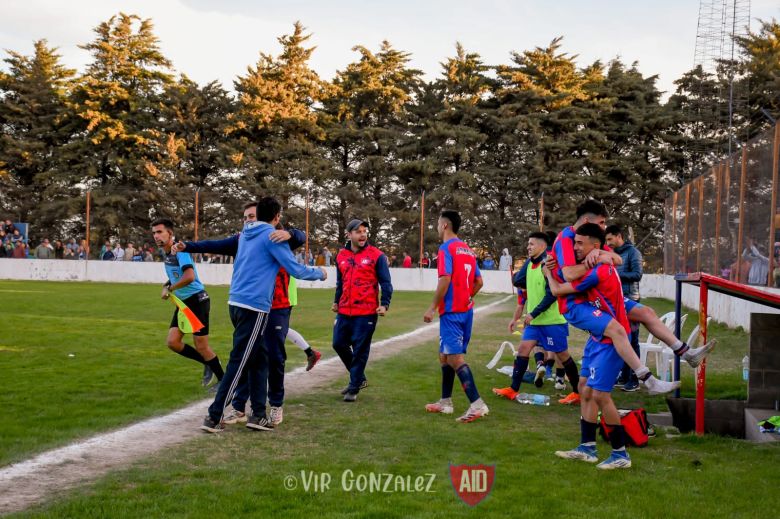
548 200 715 394
152 218 224 388
492 231 581 405
544 224 637 468
424 210 489 423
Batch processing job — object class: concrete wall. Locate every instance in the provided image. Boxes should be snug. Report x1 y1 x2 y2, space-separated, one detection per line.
2 259 777 330
640 274 780 331
0 259 517 294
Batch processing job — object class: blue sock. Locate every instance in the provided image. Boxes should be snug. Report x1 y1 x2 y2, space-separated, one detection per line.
512 356 529 391
456 364 481 403
441 364 455 399
581 417 598 445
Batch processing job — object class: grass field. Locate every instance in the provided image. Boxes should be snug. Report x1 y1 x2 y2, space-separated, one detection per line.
3 281 776 518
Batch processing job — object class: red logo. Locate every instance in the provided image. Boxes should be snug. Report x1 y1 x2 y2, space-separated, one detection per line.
449 464 495 506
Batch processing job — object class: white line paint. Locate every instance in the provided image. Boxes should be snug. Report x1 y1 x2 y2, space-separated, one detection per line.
0 296 511 485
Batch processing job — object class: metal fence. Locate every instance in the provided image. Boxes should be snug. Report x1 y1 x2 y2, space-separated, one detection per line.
664 124 780 287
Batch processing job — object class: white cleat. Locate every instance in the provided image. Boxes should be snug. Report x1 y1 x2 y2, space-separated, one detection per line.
425 399 454 414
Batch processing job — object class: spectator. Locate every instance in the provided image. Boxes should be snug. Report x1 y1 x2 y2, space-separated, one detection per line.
295 250 304 265
10 229 23 244
63 247 76 259
402 252 412 268
112 242 125 261
100 240 111 259
774 263 780 288
307 249 314 265
12 241 27 258
131 244 144 261
324 246 332 267
66 238 78 253
125 242 136 261
143 248 153 262
499 248 512 271
389 254 398 268
53 240 65 259
3 219 16 235
102 243 115 261
421 251 430 268
315 248 326 266
0 238 7 258
743 239 769 285
35 239 53 259
77 245 87 260
482 253 496 270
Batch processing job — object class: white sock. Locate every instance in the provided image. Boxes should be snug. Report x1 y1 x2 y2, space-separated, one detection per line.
286 328 310 351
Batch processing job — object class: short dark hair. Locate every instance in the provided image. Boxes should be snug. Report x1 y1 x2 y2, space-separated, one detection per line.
575 223 606 248
529 231 550 246
605 224 623 237
440 209 461 234
244 201 258 210
576 199 608 220
545 230 557 246
256 196 281 223
151 218 174 232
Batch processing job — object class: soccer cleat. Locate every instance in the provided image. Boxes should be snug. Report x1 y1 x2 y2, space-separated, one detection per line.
246 414 274 431
221 408 247 425
306 350 322 371
534 365 546 388
558 392 581 405
621 379 640 392
642 376 680 396
682 339 717 368
554 377 566 391
201 365 214 387
456 402 489 423
200 416 224 433
425 399 454 414
492 387 519 401
343 391 358 402
596 450 632 470
555 444 598 463
269 406 284 425
340 380 368 395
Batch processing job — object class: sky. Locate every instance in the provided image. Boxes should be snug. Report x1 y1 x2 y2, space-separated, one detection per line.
1 0 779 99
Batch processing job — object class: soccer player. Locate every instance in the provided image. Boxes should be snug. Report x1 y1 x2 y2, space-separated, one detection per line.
194 197 326 432
492 231 581 405
549 200 713 393
424 210 489 423
332 219 393 402
545 224 636 469
152 218 224 387
175 202 322 427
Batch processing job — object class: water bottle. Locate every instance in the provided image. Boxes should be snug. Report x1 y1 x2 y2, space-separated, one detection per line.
515 393 550 406
742 355 749 381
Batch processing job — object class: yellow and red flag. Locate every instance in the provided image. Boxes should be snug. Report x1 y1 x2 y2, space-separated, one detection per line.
169 293 205 334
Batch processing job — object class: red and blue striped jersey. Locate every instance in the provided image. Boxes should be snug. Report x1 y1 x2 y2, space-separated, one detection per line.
570 264 631 338
438 238 481 315
551 226 579 313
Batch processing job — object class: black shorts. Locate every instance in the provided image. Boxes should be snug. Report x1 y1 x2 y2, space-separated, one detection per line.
170 291 210 336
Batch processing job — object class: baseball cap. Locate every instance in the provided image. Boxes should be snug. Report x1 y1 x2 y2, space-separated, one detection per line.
346 219 369 232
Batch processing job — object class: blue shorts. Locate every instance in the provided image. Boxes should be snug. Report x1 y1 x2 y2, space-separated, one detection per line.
521 324 569 353
580 336 624 392
564 302 613 342
624 298 644 315
439 310 473 355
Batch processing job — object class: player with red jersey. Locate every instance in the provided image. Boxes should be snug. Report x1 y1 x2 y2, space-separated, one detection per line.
424 210 488 423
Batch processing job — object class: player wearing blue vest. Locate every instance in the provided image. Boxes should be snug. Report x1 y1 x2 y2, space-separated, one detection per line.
196 197 327 433
152 218 224 387
424 210 488 423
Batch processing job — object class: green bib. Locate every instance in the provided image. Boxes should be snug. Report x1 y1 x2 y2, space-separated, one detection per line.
526 261 566 325
288 276 298 307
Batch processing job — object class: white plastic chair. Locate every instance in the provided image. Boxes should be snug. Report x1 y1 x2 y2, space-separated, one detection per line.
663 317 712 381
639 312 688 380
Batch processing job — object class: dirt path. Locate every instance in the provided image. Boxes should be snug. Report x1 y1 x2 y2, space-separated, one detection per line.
0 296 511 515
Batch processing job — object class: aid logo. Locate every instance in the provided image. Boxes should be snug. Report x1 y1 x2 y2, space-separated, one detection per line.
448 463 495 507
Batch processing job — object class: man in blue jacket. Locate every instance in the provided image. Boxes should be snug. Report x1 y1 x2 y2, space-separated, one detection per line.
178 196 327 432
605 225 643 392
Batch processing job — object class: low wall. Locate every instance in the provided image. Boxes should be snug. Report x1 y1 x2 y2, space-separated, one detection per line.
640 274 780 331
0 259 517 294
3 260 775 330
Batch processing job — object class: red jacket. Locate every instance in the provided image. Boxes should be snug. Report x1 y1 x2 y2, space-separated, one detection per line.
271 268 291 310
334 244 393 316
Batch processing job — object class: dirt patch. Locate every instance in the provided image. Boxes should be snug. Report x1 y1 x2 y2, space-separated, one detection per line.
0 297 511 514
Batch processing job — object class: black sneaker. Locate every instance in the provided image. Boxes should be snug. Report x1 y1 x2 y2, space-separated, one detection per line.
343 391 358 402
200 416 224 433
622 379 640 392
614 377 628 388
246 414 274 431
202 364 214 387
340 380 368 395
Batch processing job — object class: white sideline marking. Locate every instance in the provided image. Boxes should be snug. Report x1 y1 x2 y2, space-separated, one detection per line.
0 296 511 485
